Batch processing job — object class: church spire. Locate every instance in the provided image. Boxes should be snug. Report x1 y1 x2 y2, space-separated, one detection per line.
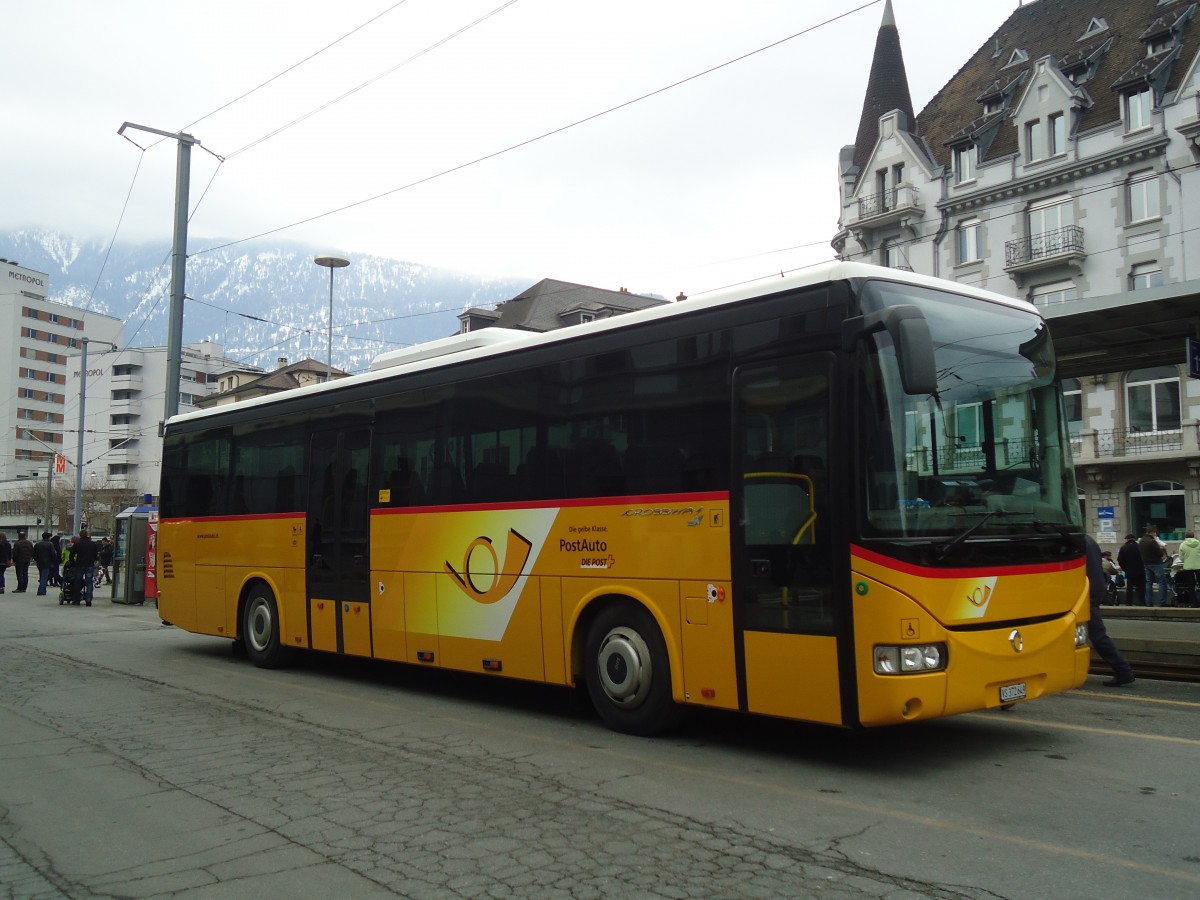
852 0 916 177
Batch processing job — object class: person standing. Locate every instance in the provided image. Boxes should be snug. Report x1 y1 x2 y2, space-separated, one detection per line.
11 530 34 593
50 533 63 588
1085 534 1136 686
1177 531 1200 608
0 533 10 594
96 537 114 586
1138 526 1168 607
1117 534 1144 607
73 529 100 607
32 532 56 597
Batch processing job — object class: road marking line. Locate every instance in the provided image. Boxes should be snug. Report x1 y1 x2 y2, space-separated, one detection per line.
1069 688 1200 710
291 681 1200 887
965 712 1200 746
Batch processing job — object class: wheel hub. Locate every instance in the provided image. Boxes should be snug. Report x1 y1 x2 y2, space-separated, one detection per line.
596 626 652 708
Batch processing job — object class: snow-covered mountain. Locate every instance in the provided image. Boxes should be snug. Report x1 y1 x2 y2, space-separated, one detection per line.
2 229 530 373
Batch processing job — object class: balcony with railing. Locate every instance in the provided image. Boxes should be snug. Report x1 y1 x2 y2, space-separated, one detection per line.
1004 225 1086 276
850 184 924 230
1091 427 1184 458
906 438 1039 473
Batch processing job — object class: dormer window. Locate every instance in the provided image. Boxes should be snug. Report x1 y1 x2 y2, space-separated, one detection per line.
1125 87 1153 131
983 97 1003 115
1004 48 1029 68
953 144 977 183
1080 17 1108 40
1148 34 1172 55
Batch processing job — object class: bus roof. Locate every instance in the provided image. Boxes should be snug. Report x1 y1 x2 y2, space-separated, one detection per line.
164 261 1037 429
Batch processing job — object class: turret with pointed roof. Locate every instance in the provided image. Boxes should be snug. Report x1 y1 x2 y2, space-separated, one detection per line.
851 0 916 178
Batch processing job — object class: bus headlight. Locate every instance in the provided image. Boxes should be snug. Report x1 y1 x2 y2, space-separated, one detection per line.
874 643 947 675
1075 624 1088 648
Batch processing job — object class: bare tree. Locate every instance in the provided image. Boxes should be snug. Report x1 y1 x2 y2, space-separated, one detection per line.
10 478 142 536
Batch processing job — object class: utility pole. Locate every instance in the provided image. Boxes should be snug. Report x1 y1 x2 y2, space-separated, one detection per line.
117 122 198 425
74 338 89 534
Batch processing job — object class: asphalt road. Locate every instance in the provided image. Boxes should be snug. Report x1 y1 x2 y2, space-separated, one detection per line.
1 594 1198 899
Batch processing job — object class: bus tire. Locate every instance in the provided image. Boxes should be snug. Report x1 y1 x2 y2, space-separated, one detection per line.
242 584 292 669
584 602 681 735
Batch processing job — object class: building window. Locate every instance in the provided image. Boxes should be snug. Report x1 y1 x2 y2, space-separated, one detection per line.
1026 120 1045 161
957 218 982 264
1062 377 1083 439
1130 263 1164 290
1048 112 1066 155
1030 281 1078 306
579 312 595 324
1131 481 1185 542
1125 88 1152 131
1081 17 1108 39
1127 366 1180 433
1028 194 1070 241
881 240 909 270
953 144 976 183
1127 171 1160 223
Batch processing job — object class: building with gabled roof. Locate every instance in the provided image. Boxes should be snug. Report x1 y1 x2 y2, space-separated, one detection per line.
457 278 668 334
834 0 1200 549
197 357 346 409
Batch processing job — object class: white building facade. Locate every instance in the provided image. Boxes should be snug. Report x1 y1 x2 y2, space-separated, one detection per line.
0 259 122 533
65 339 249 501
835 0 1200 549
1 258 250 534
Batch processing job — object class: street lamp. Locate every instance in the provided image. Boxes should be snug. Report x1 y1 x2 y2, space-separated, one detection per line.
314 254 350 381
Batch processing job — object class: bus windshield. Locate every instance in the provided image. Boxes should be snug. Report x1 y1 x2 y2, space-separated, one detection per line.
858 280 1081 540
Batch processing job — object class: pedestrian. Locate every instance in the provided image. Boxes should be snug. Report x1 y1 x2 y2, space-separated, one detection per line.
50 533 62 587
32 531 56 597
1138 526 1168 607
1177 531 1200 608
97 537 113 586
1117 533 1144 606
1085 534 1136 686
11 530 34 593
0 532 10 594
73 529 99 607
1100 550 1120 603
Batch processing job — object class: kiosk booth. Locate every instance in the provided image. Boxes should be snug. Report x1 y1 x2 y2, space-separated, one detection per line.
113 495 157 605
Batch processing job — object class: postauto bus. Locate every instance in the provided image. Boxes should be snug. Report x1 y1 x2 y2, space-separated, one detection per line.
158 262 1089 734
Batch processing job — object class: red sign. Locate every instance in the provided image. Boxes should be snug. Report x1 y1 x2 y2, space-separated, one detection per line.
54 454 66 474
145 510 159 602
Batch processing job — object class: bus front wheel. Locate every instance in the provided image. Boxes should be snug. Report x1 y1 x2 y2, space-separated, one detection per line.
242 585 292 669
584 603 680 735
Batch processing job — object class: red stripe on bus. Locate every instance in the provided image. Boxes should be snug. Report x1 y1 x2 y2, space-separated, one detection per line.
373 491 730 516
159 511 305 525
852 543 1082 578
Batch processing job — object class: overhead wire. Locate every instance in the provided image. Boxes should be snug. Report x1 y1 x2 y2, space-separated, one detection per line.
178 0 415 135
193 0 885 256
226 0 522 159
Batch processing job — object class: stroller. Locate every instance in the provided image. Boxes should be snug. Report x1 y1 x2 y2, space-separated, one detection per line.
1170 560 1198 607
58 560 89 606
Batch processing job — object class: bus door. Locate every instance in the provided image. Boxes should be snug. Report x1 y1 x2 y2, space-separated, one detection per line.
733 357 842 724
307 427 373 656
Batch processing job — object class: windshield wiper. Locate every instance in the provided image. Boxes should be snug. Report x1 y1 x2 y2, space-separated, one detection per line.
935 510 1003 561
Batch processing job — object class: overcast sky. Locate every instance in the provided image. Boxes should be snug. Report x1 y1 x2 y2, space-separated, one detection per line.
5 0 1022 300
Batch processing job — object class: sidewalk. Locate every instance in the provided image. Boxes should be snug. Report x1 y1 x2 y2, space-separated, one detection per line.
1097 606 1200 670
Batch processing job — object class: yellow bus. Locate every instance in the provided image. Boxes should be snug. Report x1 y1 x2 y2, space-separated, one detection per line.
158 262 1090 734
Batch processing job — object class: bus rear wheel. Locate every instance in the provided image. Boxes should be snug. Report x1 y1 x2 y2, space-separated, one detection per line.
584 603 680 735
242 584 292 669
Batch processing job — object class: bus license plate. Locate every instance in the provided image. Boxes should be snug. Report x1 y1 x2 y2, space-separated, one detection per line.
999 682 1027 703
